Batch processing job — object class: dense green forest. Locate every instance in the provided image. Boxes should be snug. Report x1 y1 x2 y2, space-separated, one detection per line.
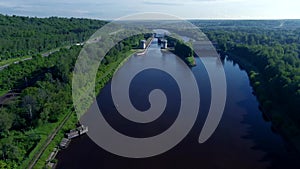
0 14 106 61
202 25 300 146
1 14 300 167
0 34 143 168
0 14 146 168
0 46 81 168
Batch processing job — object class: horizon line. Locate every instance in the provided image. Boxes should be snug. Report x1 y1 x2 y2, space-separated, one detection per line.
2 13 300 21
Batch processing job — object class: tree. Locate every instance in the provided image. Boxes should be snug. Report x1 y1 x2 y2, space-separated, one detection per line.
21 95 37 120
0 160 12 169
0 110 13 137
40 105 50 123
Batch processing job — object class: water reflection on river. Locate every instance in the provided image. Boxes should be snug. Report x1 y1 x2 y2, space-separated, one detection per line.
56 39 300 169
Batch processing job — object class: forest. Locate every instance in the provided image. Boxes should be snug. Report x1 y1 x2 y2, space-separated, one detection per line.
0 14 107 61
0 14 144 168
0 46 81 168
0 37 144 168
1 14 300 167
202 25 300 147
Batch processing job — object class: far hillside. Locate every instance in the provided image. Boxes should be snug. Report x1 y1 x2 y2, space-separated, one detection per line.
0 14 107 61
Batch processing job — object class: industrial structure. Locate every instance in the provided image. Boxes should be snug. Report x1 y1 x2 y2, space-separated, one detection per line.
161 39 168 49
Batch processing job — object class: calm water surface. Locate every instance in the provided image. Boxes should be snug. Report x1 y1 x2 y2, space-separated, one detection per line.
56 39 300 169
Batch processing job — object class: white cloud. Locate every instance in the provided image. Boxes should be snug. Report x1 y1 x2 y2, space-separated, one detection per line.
0 0 299 19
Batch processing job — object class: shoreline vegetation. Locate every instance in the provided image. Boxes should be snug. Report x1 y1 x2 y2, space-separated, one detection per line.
33 35 145 169
201 24 300 152
30 49 137 169
0 46 81 169
226 51 300 151
1 14 300 168
3 36 145 168
165 36 196 67
0 15 147 168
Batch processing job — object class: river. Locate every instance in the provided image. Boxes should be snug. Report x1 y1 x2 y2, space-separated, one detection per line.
56 38 300 169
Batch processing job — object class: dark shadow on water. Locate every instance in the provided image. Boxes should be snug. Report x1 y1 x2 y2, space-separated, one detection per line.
56 45 300 169
238 98 300 169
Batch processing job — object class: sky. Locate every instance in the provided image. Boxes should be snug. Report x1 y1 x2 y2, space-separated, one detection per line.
0 0 299 20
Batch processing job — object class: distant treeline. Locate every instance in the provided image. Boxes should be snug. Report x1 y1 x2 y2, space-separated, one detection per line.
191 20 300 29
0 14 107 61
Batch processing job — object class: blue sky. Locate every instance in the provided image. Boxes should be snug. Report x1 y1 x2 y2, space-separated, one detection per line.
0 0 299 19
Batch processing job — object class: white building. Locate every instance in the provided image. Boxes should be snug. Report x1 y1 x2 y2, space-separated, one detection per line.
161 39 168 49
140 40 146 49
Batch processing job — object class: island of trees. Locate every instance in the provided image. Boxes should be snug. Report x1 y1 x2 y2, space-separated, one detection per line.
165 36 196 67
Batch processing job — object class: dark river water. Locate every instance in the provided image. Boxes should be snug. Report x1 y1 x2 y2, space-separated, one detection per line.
56 39 300 169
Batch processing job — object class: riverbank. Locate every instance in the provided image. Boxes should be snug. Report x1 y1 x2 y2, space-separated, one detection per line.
226 52 300 152
35 36 145 168
55 39 300 169
165 36 196 67
95 50 136 95
0 46 83 169
167 48 196 67
31 49 137 169
26 110 76 169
